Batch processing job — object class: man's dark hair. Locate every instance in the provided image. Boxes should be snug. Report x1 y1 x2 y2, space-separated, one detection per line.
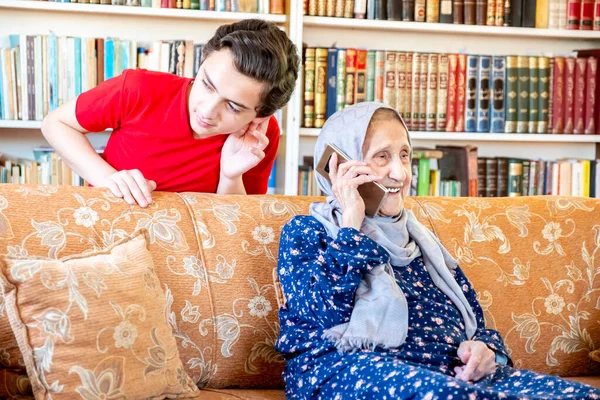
203 19 300 117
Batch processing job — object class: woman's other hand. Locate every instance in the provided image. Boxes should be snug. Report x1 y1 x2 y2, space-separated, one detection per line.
454 340 497 383
328 152 382 230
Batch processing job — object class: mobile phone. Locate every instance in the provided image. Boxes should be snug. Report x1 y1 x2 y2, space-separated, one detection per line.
315 143 388 218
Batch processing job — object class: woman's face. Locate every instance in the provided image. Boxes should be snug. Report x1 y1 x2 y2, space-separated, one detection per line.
362 118 412 217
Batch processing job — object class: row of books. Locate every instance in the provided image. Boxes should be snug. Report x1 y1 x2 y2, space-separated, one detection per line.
39 0 284 14
0 34 203 122
305 0 600 30
303 48 600 135
0 147 104 186
297 146 600 198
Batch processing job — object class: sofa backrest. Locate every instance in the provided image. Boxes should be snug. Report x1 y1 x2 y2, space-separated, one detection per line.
0 186 597 395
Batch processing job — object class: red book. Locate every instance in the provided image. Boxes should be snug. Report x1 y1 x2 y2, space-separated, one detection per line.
551 57 565 134
568 0 582 29
595 0 600 29
446 54 458 132
585 57 597 134
455 54 467 132
564 58 576 134
573 58 587 134
345 49 358 106
354 49 368 104
581 0 595 29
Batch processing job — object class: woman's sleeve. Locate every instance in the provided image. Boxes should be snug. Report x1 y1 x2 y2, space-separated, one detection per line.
454 266 513 366
277 216 390 330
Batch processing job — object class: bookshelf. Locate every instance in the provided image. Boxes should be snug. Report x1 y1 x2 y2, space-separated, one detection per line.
1 0 600 194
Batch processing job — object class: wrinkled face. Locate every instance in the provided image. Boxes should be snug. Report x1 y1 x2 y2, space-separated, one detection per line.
362 118 412 217
188 48 268 138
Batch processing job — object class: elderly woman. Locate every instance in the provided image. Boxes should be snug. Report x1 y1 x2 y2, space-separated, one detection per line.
275 102 600 399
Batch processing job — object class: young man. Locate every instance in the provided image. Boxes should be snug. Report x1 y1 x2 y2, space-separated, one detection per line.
41 19 299 207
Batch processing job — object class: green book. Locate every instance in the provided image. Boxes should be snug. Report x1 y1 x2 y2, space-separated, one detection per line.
417 158 430 196
504 56 518 133
538 57 550 133
516 56 529 134
528 56 539 134
366 50 376 102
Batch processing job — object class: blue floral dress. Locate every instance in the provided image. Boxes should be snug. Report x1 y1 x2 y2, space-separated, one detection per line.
275 216 600 400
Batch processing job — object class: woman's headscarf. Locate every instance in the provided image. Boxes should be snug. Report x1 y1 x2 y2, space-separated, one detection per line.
310 102 477 351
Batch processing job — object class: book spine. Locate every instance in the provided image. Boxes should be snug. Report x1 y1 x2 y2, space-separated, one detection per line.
387 0 403 19
437 53 449 131
567 0 582 28
456 54 467 132
326 48 338 119
334 0 344 16
415 0 426 20
354 49 367 103
491 55 506 133
476 55 491 133
581 0 594 28
495 0 505 24
538 56 550 134
584 57 597 134
419 52 428 131
446 54 458 132
440 0 453 22
426 0 440 21
573 57 586 134
595 0 600 29
516 55 529 134
375 50 385 103
303 48 315 128
383 51 397 110
465 55 478 133
354 0 366 18
345 48 357 106
564 57 576 134
426 53 439 131
477 158 487 197
548 58 555 133
326 0 335 16
336 49 346 111
403 0 415 20
528 56 539 134
522 0 537 26
536 0 549 27
314 48 328 127
486 158 498 197
487 0 497 24
551 57 565 134
397 52 408 118
366 50 376 102
454 0 464 23
559 0 568 28
343 0 354 17
476 0 487 24
405 52 413 129
511 0 523 25
465 0 476 24
411 53 421 131
504 55 518 133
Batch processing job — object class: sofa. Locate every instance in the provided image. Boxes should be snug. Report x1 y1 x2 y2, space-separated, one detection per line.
0 184 597 399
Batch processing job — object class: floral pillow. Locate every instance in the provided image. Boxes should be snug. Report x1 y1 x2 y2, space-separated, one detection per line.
0 230 199 399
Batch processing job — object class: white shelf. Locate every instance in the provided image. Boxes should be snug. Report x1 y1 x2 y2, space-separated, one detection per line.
304 16 600 40
0 120 42 129
0 0 287 23
300 128 600 142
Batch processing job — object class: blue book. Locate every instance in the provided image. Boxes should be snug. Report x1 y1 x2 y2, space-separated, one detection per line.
476 55 491 133
120 40 130 75
267 158 277 194
464 55 479 133
0 51 4 120
215 0 226 11
47 35 58 112
325 48 338 120
104 39 114 80
491 56 506 133
74 37 82 96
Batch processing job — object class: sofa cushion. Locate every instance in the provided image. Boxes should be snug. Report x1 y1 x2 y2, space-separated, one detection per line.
198 388 286 399
411 196 600 377
0 230 199 399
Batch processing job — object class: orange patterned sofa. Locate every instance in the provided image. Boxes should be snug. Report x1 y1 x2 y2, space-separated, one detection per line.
0 185 597 399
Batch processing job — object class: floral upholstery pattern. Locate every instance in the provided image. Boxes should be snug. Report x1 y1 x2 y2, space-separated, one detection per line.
0 185 596 398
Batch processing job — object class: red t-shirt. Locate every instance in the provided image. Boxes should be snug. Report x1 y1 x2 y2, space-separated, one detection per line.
75 68 279 194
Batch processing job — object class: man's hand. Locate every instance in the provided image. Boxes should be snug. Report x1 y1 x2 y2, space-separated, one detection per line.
220 119 269 180
454 340 496 382
100 169 156 208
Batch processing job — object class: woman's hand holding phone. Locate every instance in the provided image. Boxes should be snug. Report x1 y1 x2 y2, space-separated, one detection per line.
328 152 383 231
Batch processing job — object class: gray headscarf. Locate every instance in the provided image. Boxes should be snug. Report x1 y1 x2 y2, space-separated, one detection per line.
310 102 477 352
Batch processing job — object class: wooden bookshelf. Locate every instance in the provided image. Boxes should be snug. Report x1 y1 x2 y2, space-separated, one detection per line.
303 16 600 40
0 0 287 22
299 128 600 143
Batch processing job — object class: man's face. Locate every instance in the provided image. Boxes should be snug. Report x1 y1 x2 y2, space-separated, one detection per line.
188 48 268 138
